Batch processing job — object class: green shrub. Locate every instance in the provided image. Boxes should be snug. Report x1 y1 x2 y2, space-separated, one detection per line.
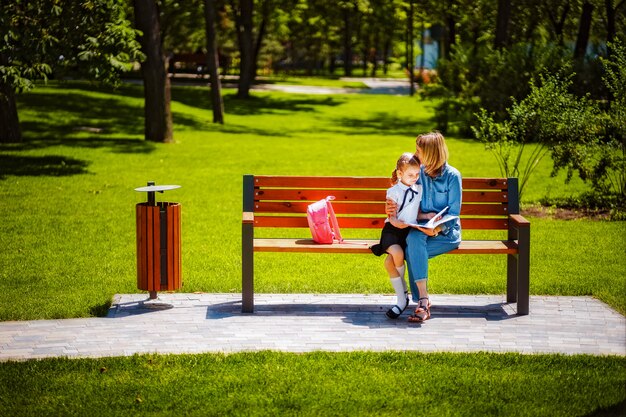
473 44 625 205
429 43 572 135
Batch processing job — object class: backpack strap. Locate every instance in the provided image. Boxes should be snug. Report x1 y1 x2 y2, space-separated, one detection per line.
325 197 343 243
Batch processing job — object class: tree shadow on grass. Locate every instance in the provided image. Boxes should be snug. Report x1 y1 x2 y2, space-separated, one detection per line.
16 82 318 144
331 111 436 137
20 90 144 135
584 400 625 417
0 154 90 179
12 86 156 153
172 87 346 116
4 132 158 155
54 79 146 100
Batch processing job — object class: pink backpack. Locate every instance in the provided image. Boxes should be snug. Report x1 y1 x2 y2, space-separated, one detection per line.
306 196 343 244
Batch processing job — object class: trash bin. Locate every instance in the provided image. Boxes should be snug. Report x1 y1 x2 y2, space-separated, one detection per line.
135 181 182 299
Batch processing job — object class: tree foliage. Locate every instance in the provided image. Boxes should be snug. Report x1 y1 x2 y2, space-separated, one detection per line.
1 0 142 92
0 0 142 143
473 43 625 200
424 0 624 134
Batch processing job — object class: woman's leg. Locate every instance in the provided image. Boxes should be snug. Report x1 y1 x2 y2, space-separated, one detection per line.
405 229 460 301
406 229 427 302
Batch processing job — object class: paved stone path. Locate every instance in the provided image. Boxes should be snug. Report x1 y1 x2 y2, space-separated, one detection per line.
252 77 411 95
1 294 624 361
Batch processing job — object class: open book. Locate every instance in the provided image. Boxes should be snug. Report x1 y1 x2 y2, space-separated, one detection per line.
408 206 459 229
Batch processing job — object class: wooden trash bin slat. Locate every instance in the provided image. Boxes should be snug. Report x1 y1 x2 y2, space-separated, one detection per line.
136 202 182 294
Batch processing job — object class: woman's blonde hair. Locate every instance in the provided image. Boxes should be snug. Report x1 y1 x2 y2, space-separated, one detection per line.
416 131 448 177
391 152 421 185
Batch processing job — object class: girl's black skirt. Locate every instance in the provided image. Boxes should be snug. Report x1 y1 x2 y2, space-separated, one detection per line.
370 222 410 256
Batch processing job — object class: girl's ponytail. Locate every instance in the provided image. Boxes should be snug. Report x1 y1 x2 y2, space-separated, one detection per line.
390 169 398 186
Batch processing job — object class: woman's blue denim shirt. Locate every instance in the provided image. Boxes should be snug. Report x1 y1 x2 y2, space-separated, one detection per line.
419 162 462 235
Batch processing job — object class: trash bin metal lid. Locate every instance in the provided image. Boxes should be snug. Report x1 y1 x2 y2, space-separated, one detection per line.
135 185 181 192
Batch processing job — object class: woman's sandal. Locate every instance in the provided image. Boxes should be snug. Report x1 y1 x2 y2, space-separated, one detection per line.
386 292 409 319
408 297 431 323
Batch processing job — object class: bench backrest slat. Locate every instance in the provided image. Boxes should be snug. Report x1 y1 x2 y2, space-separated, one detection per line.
254 176 390 188
246 175 514 231
253 176 508 190
256 189 508 204
254 202 509 216
256 189 383 202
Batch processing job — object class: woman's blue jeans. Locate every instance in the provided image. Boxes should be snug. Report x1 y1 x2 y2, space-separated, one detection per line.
405 227 461 302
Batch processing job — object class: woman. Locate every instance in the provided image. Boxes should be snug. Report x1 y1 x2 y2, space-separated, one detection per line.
387 131 462 322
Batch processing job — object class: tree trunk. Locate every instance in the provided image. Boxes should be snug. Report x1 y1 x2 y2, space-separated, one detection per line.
203 0 224 124
362 39 369 76
236 0 254 98
133 0 173 143
251 1 269 82
404 23 410 73
420 20 425 71
0 52 21 143
0 81 21 144
605 0 624 57
408 0 415 96
546 3 570 44
444 12 456 59
382 38 391 75
574 2 593 60
370 32 379 77
606 0 615 44
494 0 511 49
342 5 353 77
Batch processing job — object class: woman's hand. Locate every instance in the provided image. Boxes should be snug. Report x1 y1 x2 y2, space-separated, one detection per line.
385 198 397 217
417 211 437 220
416 226 441 237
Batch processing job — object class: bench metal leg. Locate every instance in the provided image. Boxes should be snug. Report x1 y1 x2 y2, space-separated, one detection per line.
242 174 255 313
242 222 254 313
506 254 518 303
516 226 530 315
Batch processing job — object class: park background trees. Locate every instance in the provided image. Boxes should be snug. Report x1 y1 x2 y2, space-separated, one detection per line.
1 0 624 206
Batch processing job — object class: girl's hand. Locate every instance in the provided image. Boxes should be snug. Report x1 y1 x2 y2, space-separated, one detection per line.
389 216 409 229
385 198 397 217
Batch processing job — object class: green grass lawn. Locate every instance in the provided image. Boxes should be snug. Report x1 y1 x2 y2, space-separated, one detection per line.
1 81 622 321
1 352 624 416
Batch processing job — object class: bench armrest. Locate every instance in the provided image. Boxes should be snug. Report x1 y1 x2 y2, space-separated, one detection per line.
243 211 254 224
509 214 530 228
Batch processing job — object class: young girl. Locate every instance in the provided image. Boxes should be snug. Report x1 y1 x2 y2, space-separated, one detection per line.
370 152 422 319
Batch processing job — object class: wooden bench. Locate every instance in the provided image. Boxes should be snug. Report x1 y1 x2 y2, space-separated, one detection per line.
168 53 207 77
242 175 530 315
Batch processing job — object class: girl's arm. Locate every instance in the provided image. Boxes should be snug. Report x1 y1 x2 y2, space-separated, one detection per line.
385 187 398 217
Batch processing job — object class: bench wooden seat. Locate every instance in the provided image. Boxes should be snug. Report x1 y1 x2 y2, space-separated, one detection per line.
242 175 530 315
253 238 521 254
